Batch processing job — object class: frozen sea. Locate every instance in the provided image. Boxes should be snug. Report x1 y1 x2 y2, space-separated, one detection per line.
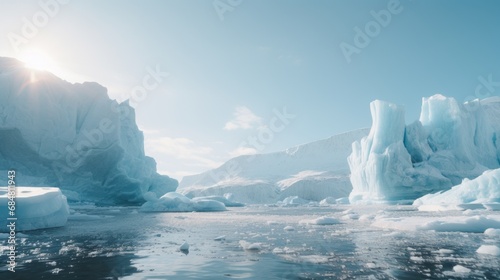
1 205 499 279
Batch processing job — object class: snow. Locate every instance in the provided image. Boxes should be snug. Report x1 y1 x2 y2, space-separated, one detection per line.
476 245 500 256
178 129 369 204
414 168 500 208
349 94 500 204
0 57 177 205
0 186 69 232
140 192 227 212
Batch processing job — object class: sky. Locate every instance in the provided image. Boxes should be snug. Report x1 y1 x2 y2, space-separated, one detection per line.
1 0 500 180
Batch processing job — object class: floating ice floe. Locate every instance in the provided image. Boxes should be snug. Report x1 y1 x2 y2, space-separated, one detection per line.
453 265 471 273
319 197 350 206
372 214 500 233
484 228 500 237
179 241 189 251
239 240 261 251
213 235 226 241
140 192 226 212
299 216 340 225
283 226 295 231
0 187 69 232
191 195 245 207
476 245 500 256
279 196 312 207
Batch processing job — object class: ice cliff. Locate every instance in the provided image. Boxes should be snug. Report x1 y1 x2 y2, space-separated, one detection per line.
349 94 500 204
0 57 177 205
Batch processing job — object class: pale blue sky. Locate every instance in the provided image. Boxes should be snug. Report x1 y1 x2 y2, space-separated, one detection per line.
1 0 500 179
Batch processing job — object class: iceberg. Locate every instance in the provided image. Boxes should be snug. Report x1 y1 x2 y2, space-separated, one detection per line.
140 192 227 212
0 57 177 205
178 129 369 204
191 195 245 207
0 187 69 232
349 94 500 204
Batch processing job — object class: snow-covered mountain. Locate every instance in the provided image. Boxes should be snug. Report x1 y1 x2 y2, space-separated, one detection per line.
349 94 500 204
178 128 369 203
0 57 177 204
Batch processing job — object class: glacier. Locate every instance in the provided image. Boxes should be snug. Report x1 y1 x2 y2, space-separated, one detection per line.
178 128 369 204
349 94 500 204
0 57 177 205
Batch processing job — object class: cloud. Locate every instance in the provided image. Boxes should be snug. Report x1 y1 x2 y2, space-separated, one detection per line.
224 106 262 130
229 146 258 158
145 137 222 169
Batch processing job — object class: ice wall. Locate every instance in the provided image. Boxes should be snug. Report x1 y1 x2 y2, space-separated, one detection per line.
0 57 177 204
349 94 500 204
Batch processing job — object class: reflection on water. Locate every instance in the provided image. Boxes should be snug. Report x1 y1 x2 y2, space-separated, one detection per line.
0 207 146 279
1 205 499 279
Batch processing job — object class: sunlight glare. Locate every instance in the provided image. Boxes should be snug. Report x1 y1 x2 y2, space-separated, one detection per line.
20 50 57 72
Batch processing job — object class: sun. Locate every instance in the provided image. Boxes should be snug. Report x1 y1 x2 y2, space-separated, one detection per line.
19 49 57 72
